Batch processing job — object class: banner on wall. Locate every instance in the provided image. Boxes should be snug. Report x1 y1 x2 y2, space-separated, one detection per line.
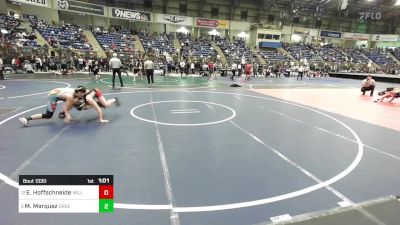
371 34 398 42
155 14 193 26
111 8 151 22
320 30 342 38
195 18 229 29
293 27 310 35
229 21 250 31
343 32 369 40
292 27 318 36
56 0 105 16
10 0 50 8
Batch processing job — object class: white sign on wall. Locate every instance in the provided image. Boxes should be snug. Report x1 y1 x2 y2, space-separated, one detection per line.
309 29 318 37
230 21 250 31
155 14 193 26
343 32 370 40
9 0 50 8
371 34 398 42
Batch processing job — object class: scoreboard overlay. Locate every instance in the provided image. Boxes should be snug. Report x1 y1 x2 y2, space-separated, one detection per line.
19 175 114 213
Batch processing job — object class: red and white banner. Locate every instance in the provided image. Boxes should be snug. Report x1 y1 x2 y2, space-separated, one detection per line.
195 18 229 29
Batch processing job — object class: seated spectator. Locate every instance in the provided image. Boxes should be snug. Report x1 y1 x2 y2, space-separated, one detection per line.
36 21 92 51
24 61 34 73
0 13 40 49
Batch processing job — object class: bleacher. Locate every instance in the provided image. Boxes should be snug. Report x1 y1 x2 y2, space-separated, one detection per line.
177 33 216 59
138 31 176 54
339 48 370 64
93 28 135 53
284 44 324 62
37 23 91 51
319 46 346 63
216 37 253 62
258 50 290 62
389 48 400 61
0 13 40 48
364 49 396 65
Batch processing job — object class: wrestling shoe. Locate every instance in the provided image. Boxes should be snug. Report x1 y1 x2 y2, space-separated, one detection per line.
18 117 30 127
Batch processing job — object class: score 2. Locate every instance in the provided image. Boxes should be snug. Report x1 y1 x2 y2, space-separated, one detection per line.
99 185 114 213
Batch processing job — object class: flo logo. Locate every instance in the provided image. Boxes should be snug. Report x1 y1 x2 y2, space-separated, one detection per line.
359 12 381 20
57 0 69 10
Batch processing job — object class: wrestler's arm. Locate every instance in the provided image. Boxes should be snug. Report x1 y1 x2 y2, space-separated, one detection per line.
63 96 75 123
85 96 109 123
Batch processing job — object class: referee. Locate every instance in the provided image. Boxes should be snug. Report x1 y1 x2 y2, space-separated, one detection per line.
109 53 124 88
144 57 155 85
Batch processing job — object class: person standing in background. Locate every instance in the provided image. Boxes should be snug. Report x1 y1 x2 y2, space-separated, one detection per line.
230 61 237 81
78 56 84 71
35 55 42 72
237 63 242 77
208 61 214 77
297 65 304 80
109 53 124 88
60 55 68 73
185 59 190 77
179 60 185 78
144 57 155 85
0 55 4 80
245 62 252 81
253 62 259 77
190 61 195 74
88 58 93 73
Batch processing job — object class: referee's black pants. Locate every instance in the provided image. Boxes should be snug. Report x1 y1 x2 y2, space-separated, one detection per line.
361 86 375 96
297 71 303 80
146 69 154 84
230 70 236 80
112 68 124 87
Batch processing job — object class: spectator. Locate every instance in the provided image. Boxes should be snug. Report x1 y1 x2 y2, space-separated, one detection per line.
230 62 237 81
0 54 3 80
208 61 214 77
179 60 186 78
24 61 34 73
35 56 42 72
297 65 304 80
78 56 84 71
245 62 252 81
